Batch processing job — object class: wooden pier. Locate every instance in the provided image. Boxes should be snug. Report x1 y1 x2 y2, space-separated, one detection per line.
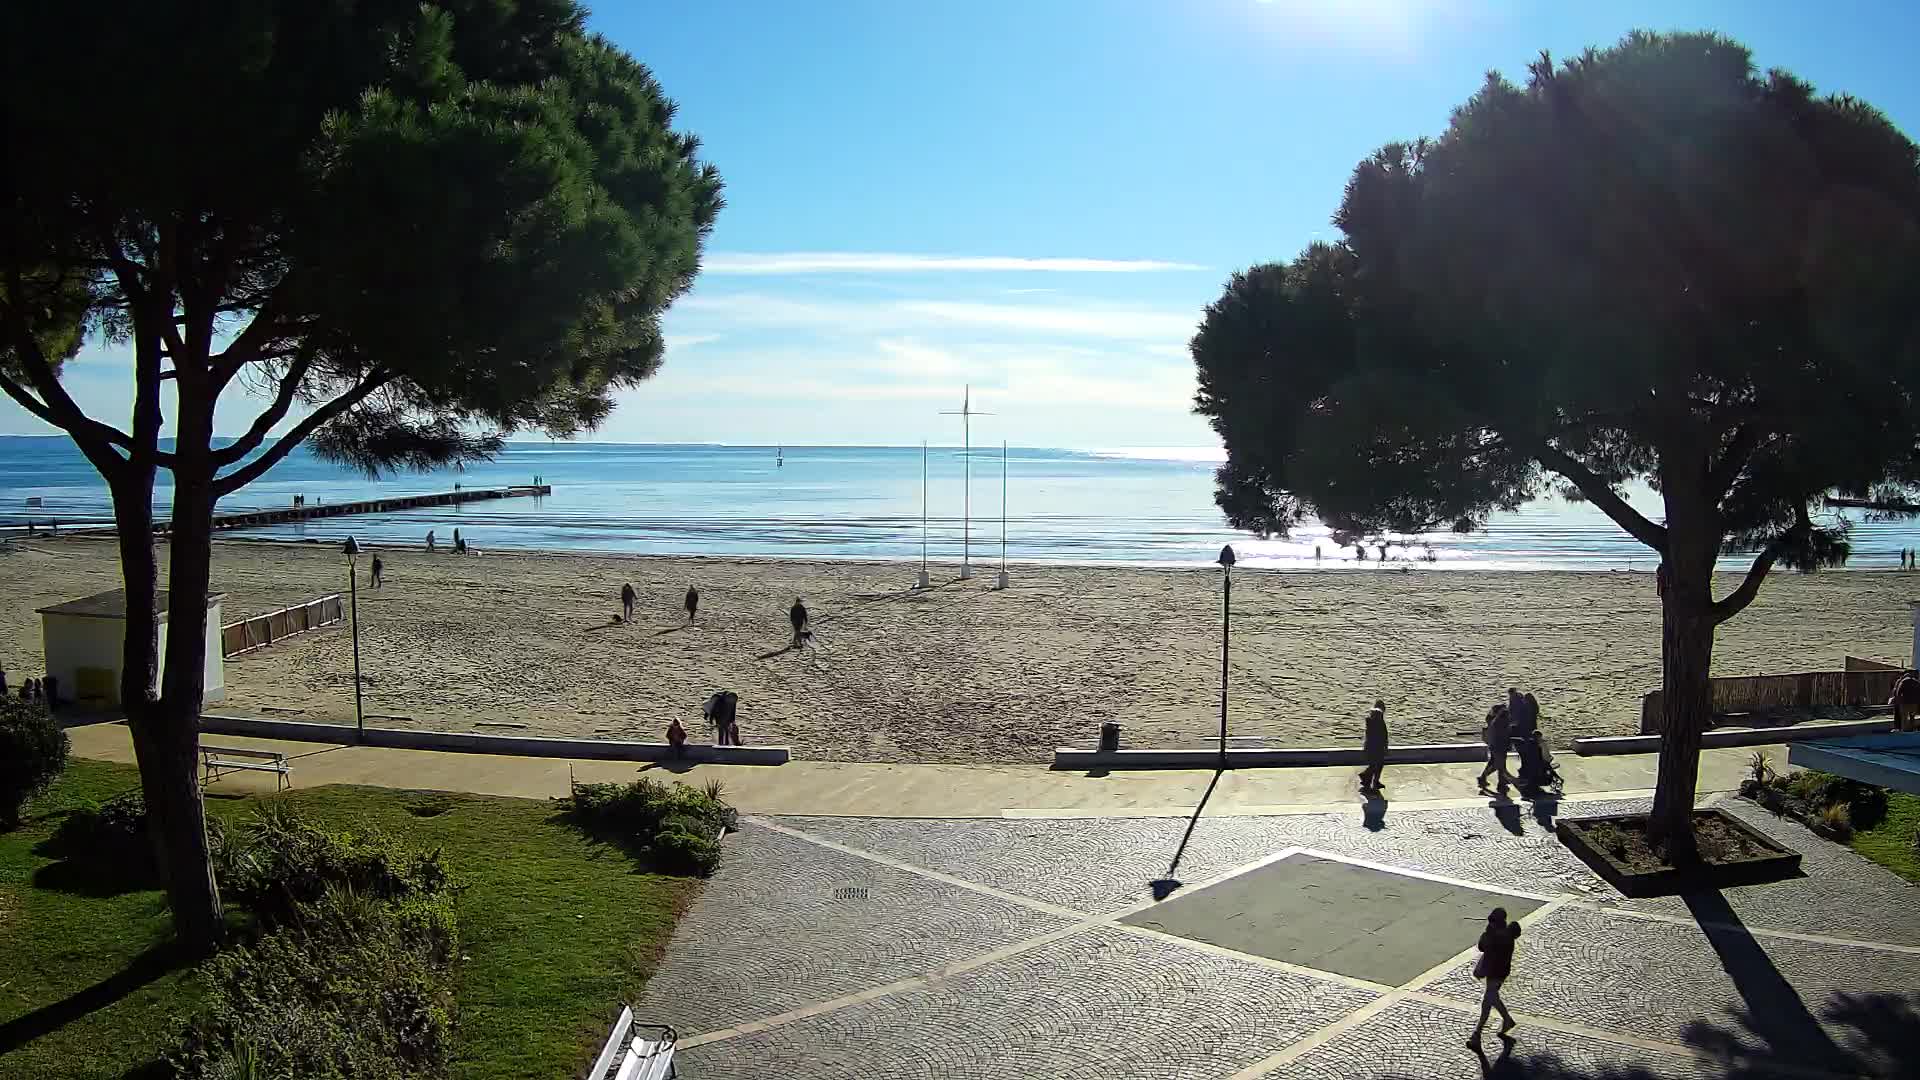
152 485 551 535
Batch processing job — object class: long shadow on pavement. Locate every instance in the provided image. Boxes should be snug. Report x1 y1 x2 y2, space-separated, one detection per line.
1150 768 1224 900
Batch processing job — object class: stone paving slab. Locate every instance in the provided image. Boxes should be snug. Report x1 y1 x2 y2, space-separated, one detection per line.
1421 904 1920 1075
1275 998 1720 1080
1122 852 1543 986
675 925 1378 1080
637 822 1074 1036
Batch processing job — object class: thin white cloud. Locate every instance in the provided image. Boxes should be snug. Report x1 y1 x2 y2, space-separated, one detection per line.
674 292 1196 342
664 333 721 350
704 252 1205 275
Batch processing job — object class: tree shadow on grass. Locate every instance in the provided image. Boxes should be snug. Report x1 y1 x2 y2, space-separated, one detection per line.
29 814 156 898
0 941 185 1054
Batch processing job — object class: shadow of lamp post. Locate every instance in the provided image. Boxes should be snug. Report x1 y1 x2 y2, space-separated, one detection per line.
1218 543 1235 767
343 535 364 740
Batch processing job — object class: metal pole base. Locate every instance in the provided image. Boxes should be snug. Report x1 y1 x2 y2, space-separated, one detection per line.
996 569 1009 590
959 564 973 580
916 569 931 589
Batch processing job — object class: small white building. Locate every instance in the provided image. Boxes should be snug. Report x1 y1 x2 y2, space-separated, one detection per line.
36 589 225 707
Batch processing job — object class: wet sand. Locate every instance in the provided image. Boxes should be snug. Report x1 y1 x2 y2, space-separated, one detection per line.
1 537 1911 763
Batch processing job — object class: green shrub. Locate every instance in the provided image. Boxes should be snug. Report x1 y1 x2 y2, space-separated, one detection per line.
1781 770 1890 830
221 804 452 928
171 889 456 1080
0 695 67 826
652 825 721 877
173 808 460 1080
1820 802 1854 839
563 777 735 875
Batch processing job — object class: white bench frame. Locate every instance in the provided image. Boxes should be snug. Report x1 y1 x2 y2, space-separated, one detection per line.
590 1005 677 1080
200 745 292 791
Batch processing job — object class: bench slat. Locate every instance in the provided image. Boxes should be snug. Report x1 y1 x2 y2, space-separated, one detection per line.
589 1006 633 1080
622 1038 672 1080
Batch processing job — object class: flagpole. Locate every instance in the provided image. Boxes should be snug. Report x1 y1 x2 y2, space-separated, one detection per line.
917 440 930 589
996 440 1010 590
940 385 990 582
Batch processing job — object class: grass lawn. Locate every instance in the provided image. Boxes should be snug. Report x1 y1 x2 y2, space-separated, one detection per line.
1851 790 1920 884
0 759 699 1079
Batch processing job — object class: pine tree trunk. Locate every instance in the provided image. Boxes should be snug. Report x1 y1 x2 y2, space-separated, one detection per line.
153 425 225 956
1649 554 1716 865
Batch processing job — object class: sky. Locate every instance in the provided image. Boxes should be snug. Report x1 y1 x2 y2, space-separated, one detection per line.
10 1 1920 448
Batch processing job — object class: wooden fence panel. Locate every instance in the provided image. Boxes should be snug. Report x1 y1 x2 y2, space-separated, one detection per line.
220 593 346 657
1639 666 1902 733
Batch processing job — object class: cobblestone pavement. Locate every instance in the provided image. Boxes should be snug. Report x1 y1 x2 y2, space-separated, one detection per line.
643 796 1920 1079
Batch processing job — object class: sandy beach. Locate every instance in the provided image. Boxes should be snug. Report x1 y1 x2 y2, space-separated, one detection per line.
1 536 1913 763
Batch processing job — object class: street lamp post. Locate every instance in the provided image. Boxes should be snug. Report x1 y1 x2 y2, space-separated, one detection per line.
1217 544 1235 766
343 536 365 740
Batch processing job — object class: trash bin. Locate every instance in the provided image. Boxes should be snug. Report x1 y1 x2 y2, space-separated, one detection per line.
1098 722 1120 754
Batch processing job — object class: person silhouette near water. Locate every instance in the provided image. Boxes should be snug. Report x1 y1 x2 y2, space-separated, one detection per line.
621 583 636 624
685 585 699 624
370 555 384 589
789 598 810 649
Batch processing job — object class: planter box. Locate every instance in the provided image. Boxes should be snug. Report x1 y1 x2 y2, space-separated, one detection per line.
1556 809 1802 897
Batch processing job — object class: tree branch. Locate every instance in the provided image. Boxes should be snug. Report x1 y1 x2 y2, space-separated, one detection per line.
211 353 312 467
212 371 392 496
0 274 140 467
1708 423 1761 496
1711 503 1817 625
1525 436 1669 552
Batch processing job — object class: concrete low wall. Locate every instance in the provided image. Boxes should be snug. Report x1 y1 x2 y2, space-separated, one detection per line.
1572 718 1895 756
1053 742 1488 771
198 714 790 765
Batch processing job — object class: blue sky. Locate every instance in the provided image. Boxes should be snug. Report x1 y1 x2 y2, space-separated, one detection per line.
10 1 1920 448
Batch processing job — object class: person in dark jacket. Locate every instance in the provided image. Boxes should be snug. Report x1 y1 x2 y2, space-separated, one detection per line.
1470 907 1522 1043
789 598 810 649
620 583 636 624
370 555 384 589
1479 704 1513 792
1358 699 1388 790
685 585 699 625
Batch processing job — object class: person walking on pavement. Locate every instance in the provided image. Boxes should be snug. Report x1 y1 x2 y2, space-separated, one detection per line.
1359 699 1389 790
1479 702 1513 792
1470 907 1522 1044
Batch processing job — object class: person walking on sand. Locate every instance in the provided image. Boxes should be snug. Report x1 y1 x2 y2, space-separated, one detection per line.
370 555 384 589
621 583 636 624
1359 699 1389 790
789 598 810 649
426 530 436 552
1470 907 1522 1043
685 585 699 625
1479 703 1513 792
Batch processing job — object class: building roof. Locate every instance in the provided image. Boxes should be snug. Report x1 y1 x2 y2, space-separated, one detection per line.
36 589 226 621
1789 734 1920 795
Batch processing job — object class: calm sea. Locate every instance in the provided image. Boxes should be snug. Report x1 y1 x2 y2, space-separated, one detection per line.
0 436 1912 570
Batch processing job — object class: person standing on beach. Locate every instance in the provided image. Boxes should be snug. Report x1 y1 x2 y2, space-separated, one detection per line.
1359 699 1388 790
621 583 636 624
685 585 699 624
789 598 810 649
1479 703 1512 792
1470 907 1522 1043
370 555 384 589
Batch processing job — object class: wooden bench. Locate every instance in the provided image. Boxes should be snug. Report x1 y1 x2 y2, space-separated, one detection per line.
590 1005 676 1080
200 745 292 791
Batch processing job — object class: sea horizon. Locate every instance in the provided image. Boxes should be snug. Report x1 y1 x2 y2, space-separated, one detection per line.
4 435 1917 571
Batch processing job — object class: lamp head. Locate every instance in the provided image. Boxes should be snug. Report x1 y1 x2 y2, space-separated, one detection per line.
343 536 360 557
1217 544 1236 568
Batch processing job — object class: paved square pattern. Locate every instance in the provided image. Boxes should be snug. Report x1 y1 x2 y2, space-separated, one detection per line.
642 796 1920 1079
1119 852 1545 986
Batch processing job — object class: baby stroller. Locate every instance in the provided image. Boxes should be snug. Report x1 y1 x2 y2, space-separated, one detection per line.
1513 730 1562 796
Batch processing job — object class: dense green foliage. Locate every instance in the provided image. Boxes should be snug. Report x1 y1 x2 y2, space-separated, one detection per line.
1191 30 1920 854
0 762 698 1079
1 0 721 950
564 777 737 876
0 695 67 825
172 810 461 1080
